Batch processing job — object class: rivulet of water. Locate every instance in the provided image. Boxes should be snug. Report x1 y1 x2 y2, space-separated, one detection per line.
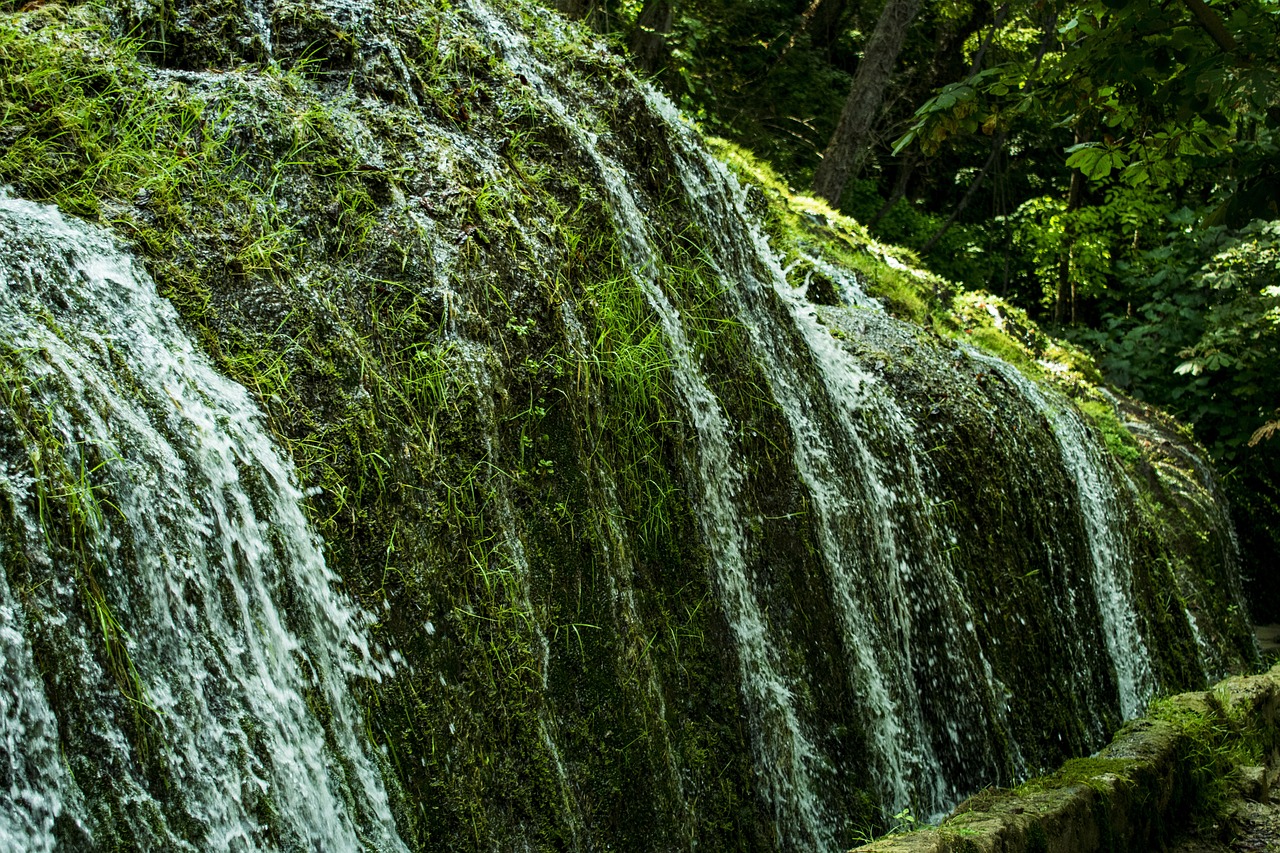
970 351 1155 719
644 91 1021 816
0 197 407 851
464 4 837 847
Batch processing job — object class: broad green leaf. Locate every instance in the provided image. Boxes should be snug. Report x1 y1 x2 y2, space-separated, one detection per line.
891 130 916 155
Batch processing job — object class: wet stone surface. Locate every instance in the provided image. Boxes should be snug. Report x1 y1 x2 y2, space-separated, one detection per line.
1256 625 1280 656
1173 800 1280 852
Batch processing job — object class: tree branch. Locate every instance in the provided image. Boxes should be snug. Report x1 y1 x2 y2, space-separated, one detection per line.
920 132 1004 253
1181 0 1236 53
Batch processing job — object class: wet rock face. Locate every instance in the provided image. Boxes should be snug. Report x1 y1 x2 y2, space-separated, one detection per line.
119 0 395 91
0 0 1259 850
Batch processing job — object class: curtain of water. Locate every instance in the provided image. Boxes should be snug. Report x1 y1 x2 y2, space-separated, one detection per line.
464 3 836 847
0 197 406 851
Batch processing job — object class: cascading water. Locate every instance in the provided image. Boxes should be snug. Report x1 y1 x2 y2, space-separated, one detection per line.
971 352 1155 719
465 3 836 847
644 92 1022 815
456 0 1234 838
0 538 70 853
0 197 406 851
0 0 1256 847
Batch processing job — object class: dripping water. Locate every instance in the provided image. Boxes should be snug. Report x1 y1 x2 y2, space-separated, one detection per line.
969 351 1155 719
448 339 587 853
463 2 835 846
0 197 407 851
644 91 1022 816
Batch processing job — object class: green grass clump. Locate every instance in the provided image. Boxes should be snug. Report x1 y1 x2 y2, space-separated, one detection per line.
0 3 385 273
1077 398 1142 467
1148 693 1252 826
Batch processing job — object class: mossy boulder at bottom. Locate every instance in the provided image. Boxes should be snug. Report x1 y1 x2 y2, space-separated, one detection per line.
855 666 1280 853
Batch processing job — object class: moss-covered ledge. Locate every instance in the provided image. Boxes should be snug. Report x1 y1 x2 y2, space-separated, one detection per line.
853 664 1280 853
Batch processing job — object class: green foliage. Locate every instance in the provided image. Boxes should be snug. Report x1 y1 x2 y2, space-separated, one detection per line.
1149 693 1253 825
1062 215 1280 617
1074 218 1280 463
840 176 1007 294
0 0 1263 845
902 0 1280 207
1077 398 1141 466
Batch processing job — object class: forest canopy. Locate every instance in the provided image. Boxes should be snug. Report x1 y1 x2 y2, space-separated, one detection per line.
551 0 1280 614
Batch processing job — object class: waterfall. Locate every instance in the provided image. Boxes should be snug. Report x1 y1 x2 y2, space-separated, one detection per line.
970 352 1155 719
0 0 1253 846
464 3 836 848
0 197 407 851
0 538 70 853
643 91 1023 815
460 0 1198 834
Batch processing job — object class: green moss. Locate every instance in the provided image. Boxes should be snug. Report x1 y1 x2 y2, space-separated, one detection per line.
1077 398 1142 467
0 2 741 845
1022 756 1138 794
1148 694 1250 826
709 137 940 324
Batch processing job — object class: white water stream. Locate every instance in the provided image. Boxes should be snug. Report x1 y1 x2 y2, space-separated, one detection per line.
0 197 407 851
971 352 1155 719
645 92 1026 815
464 3 835 846
0 538 70 853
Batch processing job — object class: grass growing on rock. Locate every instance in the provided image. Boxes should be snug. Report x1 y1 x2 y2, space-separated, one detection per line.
0 0 795 847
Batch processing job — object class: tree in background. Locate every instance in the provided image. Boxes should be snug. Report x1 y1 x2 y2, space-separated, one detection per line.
898 0 1278 307
630 0 675 72
811 0 924 205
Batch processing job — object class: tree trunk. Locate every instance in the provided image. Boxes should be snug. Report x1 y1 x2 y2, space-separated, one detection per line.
811 0 922 207
1054 165 1086 325
554 0 592 20
1181 0 1236 52
630 0 674 74
781 0 851 58
808 0 851 52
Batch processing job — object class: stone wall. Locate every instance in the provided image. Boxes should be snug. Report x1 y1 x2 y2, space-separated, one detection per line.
855 664 1280 853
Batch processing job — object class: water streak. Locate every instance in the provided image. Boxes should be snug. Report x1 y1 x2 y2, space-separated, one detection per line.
645 94 1022 815
0 197 407 851
971 352 1154 719
463 3 835 846
0 540 72 853
449 339 586 852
